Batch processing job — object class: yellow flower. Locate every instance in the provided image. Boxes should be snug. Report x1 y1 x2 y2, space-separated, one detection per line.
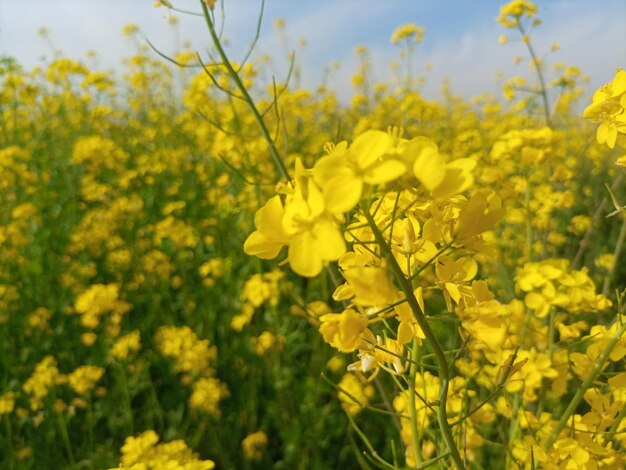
390 24 424 45
188 377 229 416
341 264 399 307
402 136 476 197
110 330 142 360
242 431 268 461
583 69 626 149
114 430 215 469
23 356 63 410
313 131 405 213
497 0 538 28
282 163 346 277
0 391 16 415
319 309 369 353
67 365 105 395
154 326 216 376
337 373 375 416
251 331 283 355
81 332 97 347
435 255 478 308
243 195 290 259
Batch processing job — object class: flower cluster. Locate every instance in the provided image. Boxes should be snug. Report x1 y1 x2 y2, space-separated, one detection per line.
154 326 227 417
584 68 626 152
111 430 215 470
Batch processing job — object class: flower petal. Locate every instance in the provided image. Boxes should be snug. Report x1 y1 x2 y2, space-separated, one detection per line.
323 169 362 213
363 159 406 185
350 130 391 169
312 218 346 261
289 232 323 277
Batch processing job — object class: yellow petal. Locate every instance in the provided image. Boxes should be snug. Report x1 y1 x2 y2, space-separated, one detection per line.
597 123 608 145
435 255 456 282
313 155 347 187
333 284 354 301
607 125 618 149
524 292 545 310
608 372 626 389
457 256 478 281
243 231 284 259
343 265 398 306
397 320 414 344
350 130 392 169
413 146 446 191
363 159 406 185
312 218 346 261
471 280 494 302
307 178 326 217
289 232 323 277
414 286 425 313
323 169 362 213
255 195 288 241
445 282 461 305
282 194 308 235
611 70 626 96
422 219 444 244
468 317 506 351
432 158 476 199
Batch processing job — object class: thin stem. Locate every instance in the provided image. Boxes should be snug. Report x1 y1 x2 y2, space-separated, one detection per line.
450 386 502 428
408 242 454 281
115 362 134 434
87 394 94 455
199 0 291 182
3 414 14 470
363 208 465 469
408 337 423 466
56 408 75 466
321 373 409 419
347 413 399 470
604 397 626 444
573 173 624 269
603 215 626 296
517 22 551 126
373 376 402 433
543 317 626 449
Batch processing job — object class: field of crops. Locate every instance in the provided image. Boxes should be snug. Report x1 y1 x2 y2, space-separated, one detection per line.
1 0 625 469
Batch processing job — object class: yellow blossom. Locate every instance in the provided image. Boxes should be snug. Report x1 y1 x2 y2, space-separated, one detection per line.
242 431 268 461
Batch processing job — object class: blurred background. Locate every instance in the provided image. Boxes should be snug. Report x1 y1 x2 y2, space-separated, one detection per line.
1 0 625 102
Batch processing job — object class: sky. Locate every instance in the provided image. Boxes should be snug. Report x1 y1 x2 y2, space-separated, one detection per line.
1 0 625 102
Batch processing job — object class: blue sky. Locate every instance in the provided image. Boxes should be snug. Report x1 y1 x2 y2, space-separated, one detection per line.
1 0 625 101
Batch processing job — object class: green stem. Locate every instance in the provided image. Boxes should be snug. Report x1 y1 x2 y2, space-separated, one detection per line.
603 215 626 296
408 338 423 467
364 209 465 469
347 413 398 470
199 1 291 182
3 414 14 470
517 23 551 126
56 408 75 467
87 394 94 456
604 396 626 444
543 317 626 449
505 392 522 469
115 362 134 434
573 173 624 269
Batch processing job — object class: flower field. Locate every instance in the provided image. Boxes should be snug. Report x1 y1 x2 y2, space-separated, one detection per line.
1 1 625 469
